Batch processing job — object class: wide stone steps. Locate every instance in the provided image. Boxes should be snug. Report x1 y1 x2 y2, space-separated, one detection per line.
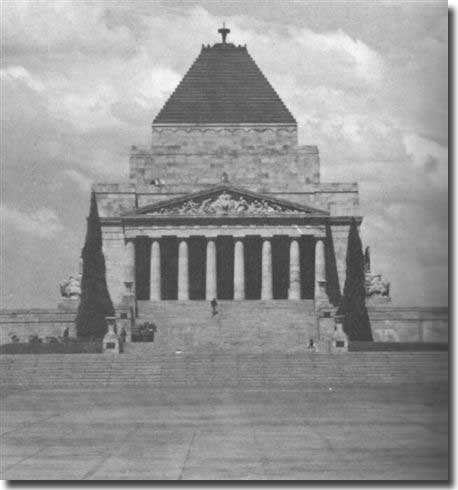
135 300 316 353
1 352 448 389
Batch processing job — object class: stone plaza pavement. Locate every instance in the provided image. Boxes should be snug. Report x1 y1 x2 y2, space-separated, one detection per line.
1 383 448 480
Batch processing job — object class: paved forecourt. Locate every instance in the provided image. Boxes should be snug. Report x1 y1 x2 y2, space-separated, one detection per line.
1 382 448 480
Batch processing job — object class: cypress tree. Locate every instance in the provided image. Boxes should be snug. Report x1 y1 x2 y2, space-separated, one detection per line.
338 219 373 341
75 192 114 339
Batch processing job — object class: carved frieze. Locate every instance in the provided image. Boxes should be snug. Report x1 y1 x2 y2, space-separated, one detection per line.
152 192 301 215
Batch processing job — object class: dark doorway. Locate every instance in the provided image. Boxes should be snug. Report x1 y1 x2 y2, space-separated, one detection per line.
161 237 178 300
272 236 290 299
244 236 262 299
135 237 150 300
216 236 234 299
188 237 206 300
300 236 315 299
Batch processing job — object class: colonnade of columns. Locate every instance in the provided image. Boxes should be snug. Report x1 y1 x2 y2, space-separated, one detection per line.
124 236 326 301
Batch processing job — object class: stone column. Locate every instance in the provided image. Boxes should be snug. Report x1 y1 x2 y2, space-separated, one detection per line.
261 239 273 300
205 239 217 300
233 239 245 300
124 240 135 284
150 240 161 301
315 239 326 283
288 238 301 299
178 239 189 300
315 238 326 299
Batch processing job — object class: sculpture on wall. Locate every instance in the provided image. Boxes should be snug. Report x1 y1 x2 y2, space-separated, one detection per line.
155 192 300 215
364 245 390 301
365 274 390 298
59 274 82 299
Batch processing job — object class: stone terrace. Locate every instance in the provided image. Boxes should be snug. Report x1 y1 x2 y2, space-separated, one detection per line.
1 351 448 480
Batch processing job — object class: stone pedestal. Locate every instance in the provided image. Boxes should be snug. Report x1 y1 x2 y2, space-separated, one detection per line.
331 315 348 353
57 297 79 312
103 317 121 354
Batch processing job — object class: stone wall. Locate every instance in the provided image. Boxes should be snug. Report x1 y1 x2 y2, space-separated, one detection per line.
102 225 129 305
129 143 320 191
0 309 77 344
0 306 133 345
151 124 298 150
0 305 448 347
368 306 448 343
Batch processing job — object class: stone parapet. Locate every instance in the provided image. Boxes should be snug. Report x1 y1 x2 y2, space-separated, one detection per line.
368 306 448 343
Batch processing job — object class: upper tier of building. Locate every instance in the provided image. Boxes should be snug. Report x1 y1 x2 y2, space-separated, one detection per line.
153 35 296 125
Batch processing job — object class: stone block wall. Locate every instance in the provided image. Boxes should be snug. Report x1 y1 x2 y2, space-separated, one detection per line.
93 183 136 218
129 126 320 191
368 306 448 343
102 225 128 305
329 223 351 294
0 309 77 344
0 307 133 345
151 124 298 151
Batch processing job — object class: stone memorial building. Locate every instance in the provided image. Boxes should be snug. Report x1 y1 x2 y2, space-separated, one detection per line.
94 27 363 351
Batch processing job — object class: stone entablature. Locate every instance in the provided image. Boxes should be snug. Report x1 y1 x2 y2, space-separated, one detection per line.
151 124 298 149
120 224 327 239
93 182 359 218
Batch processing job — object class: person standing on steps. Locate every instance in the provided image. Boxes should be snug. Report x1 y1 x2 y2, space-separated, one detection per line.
211 298 218 316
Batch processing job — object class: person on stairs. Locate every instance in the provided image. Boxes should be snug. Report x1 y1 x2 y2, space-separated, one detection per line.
211 298 218 317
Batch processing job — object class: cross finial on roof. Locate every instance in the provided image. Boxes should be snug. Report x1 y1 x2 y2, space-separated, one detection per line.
218 22 230 43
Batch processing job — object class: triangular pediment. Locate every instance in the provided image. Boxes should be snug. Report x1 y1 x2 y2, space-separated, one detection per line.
123 185 328 217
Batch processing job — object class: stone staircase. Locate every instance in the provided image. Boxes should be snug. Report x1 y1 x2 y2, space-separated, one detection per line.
1 352 448 389
135 300 316 354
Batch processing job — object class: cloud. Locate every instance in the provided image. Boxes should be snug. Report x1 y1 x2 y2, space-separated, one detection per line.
403 133 448 189
1 205 63 238
0 2 447 308
64 170 92 192
3 1 135 55
0 65 44 91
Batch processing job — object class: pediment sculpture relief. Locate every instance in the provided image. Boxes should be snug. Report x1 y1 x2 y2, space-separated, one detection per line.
154 192 301 215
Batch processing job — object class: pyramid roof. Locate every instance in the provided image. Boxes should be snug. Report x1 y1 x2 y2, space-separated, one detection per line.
153 42 296 125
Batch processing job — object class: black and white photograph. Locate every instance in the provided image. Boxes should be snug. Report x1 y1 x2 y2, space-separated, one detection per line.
0 0 449 481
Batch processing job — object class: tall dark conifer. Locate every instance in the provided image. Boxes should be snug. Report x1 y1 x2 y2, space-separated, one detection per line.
338 219 373 341
75 192 114 339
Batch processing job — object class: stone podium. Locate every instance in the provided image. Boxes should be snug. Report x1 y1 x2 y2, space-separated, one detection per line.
102 317 122 354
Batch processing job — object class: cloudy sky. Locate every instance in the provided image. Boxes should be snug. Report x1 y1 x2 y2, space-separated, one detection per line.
1 1 447 308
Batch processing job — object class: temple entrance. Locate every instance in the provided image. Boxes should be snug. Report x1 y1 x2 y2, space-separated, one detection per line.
300 236 315 299
272 236 290 299
135 237 150 300
216 236 234 299
188 237 206 300
131 233 319 302
161 237 178 299
244 236 262 299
